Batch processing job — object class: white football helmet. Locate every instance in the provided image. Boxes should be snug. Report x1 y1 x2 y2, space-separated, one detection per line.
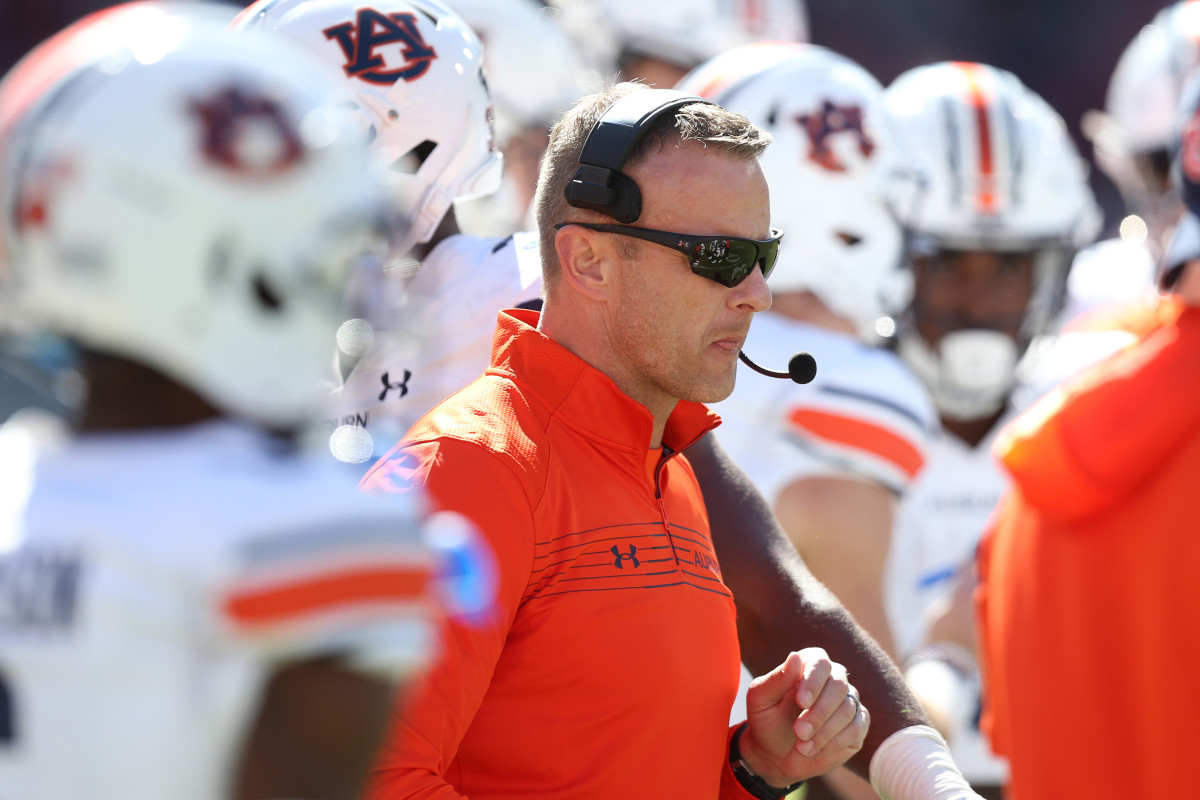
678 41 917 342
549 0 808 78
884 61 1102 420
1089 1 1200 235
443 0 598 236
0 1 388 429
442 0 595 149
232 0 503 255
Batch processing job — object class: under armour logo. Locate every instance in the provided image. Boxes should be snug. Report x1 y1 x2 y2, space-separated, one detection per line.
378 369 412 401
323 9 438 86
611 545 639 569
795 100 875 173
189 86 304 177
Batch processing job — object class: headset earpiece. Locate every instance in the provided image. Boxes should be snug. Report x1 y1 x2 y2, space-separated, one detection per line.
565 166 643 222
564 88 714 223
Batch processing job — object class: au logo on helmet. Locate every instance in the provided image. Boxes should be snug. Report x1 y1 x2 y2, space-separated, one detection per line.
323 8 438 86
190 86 304 177
796 100 875 173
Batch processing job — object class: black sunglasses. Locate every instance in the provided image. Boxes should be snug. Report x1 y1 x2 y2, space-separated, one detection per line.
554 222 783 288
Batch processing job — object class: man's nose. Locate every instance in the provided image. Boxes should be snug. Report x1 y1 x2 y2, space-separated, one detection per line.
734 265 772 313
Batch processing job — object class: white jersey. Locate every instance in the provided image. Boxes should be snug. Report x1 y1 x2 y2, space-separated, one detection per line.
0 415 435 800
714 313 936 502
329 231 543 464
885 417 1007 657
884 412 1011 786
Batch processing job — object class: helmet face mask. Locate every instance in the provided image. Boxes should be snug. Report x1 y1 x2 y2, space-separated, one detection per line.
0 1 390 429
907 247 1036 348
884 61 1101 420
905 234 1075 348
232 0 503 254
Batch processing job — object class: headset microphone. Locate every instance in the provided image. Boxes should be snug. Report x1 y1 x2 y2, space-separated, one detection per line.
738 350 818 384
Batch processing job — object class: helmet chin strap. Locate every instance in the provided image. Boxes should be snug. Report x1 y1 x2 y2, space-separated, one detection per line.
898 329 1017 422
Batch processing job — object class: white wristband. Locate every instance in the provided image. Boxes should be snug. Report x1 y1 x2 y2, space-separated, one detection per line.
868 725 984 800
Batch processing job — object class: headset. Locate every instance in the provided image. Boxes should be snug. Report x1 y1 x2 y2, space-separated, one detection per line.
564 88 713 223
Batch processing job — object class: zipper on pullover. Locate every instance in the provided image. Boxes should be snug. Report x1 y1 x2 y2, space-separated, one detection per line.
654 444 678 560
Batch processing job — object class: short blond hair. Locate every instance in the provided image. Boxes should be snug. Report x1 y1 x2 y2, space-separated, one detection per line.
533 82 771 289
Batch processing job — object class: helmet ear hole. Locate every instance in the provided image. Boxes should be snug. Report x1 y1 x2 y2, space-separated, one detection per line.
253 274 283 313
391 139 437 174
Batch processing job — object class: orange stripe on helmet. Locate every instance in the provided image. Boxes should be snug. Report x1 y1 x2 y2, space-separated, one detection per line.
953 61 997 215
690 42 799 100
787 408 925 480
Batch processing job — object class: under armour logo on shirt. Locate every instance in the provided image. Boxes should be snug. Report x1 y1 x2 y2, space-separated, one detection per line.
378 370 412 401
611 545 639 569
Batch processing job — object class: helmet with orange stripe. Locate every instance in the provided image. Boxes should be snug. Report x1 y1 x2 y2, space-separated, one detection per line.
676 41 919 343
883 61 1101 422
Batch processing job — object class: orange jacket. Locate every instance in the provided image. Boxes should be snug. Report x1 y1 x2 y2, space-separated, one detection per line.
977 300 1200 799
362 309 758 800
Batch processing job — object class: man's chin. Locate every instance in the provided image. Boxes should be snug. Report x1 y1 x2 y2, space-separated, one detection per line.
683 373 738 405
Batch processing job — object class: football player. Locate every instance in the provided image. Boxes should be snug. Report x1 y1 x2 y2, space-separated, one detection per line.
882 61 1102 798
1063 1 1199 328
232 0 540 463
0 4 446 797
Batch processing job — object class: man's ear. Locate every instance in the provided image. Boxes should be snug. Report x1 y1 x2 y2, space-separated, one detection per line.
554 224 615 302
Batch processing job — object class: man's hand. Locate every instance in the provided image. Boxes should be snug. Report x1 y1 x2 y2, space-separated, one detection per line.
738 648 868 788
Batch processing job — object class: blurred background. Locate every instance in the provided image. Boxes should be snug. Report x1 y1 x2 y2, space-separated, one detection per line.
0 0 1171 239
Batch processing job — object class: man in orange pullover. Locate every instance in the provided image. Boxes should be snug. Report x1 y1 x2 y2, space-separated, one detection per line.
976 74 1200 800
362 83 870 800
